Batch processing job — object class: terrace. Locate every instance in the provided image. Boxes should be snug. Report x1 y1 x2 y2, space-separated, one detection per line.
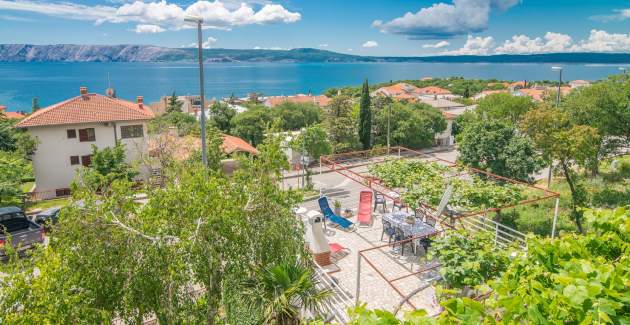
294 147 559 321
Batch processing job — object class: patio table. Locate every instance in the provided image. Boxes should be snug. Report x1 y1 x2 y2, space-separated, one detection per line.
383 211 437 238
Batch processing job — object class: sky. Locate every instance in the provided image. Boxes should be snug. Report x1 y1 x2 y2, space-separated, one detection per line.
0 0 629 56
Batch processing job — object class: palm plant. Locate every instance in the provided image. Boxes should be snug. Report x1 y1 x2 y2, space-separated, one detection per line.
244 261 332 324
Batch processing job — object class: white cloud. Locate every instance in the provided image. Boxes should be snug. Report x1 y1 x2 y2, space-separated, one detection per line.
318 43 329 48
442 29 630 55
422 40 450 48
443 35 494 55
362 40 379 48
495 32 573 54
134 24 166 33
373 0 520 39
0 0 301 32
591 8 630 22
576 29 630 52
202 36 218 48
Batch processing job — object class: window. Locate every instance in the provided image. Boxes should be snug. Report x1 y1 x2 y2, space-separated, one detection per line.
81 155 92 167
120 125 144 139
70 155 80 165
67 129 76 139
78 128 95 142
55 188 71 197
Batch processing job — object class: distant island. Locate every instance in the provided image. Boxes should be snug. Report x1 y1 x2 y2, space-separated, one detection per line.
2 44 630 64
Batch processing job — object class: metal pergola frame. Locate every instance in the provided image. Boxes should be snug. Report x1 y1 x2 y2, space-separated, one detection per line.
318 146 561 311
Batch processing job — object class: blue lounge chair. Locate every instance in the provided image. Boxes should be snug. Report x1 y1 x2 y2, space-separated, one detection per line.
318 197 354 230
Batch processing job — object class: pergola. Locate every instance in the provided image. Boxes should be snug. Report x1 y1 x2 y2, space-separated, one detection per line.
318 146 560 310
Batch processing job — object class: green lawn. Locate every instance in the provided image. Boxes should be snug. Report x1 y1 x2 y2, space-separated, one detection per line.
26 198 71 212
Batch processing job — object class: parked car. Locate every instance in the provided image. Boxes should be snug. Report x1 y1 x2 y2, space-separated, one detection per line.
34 206 62 228
0 206 45 260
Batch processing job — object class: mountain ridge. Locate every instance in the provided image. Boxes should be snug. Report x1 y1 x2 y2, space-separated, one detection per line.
1 44 630 63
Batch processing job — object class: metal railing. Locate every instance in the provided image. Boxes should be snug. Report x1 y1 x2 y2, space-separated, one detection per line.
311 262 353 323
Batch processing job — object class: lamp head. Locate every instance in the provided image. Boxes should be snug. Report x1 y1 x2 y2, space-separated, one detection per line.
551 66 563 71
184 15 203 23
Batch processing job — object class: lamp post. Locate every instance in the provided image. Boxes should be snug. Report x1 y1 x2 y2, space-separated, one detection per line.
546 66 563 189
185 15 208 168
551 66 563 108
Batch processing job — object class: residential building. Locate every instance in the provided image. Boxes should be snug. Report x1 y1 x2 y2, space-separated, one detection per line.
435 105 476 146
569 80 591 89
15 87 154 199
0 106 25 119
473 89 509 100
417 95 465 110
149 95 210 115
263 94 332 108
371 83 422 101
417 86 452 97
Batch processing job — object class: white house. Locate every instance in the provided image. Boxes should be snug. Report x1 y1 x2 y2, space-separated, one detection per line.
434 105 476 146
16 87 154 199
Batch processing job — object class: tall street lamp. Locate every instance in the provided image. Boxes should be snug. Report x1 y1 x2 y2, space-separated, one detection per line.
551 66 563 108
185 15 208 168
546 66 563 189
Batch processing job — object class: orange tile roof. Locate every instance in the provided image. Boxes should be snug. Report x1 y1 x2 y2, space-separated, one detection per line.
479 89 509 96
510 81 527 88
16 91 154 128
266 94 331 108
149 133 258 160
518 88 546 101
417 86 451 95
221 134 258 155
0 106 25 119
374 83 422 99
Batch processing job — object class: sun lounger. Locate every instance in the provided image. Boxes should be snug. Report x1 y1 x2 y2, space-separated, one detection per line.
357 190 373 226
318 197 354 230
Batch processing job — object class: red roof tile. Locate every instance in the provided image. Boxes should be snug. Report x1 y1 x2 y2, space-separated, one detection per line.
16 92 154 128
265 95 331 108
417 86 451 95
0 106 25 119
221 134 259 155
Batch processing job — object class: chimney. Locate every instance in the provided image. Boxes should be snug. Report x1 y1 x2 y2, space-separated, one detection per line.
80 86 88 97
137 96 144 108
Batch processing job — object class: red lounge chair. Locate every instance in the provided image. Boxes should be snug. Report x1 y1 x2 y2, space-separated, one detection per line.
329 242 350 261
357 190 373 226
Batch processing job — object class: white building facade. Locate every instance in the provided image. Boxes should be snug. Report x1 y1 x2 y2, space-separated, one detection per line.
17 87 153 199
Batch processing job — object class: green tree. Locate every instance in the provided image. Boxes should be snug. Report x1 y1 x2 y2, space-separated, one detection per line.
373 102 446 149
561 79 630 175
209 101 236 133
231 107 272 146
243 261 331 324
31 97 40 113
458 120 543 182
429 231 509 290
1 141 307 324
149 111 199 136
476 93 534 125
520 105 600 232
0 150 31 205
75 144 138 191
323 95 357 153
358 79 372 150
271 102 322 131
166 91 183 114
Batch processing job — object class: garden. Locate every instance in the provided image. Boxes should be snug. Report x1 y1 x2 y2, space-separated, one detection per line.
366 157 557 237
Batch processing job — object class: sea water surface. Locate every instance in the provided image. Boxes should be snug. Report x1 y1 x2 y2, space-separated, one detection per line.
0 61 624 110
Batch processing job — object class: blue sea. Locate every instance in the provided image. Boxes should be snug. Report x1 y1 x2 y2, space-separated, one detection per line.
0 61 624 111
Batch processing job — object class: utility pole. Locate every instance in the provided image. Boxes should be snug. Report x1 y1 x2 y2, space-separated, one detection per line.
547 66 563 188
185 15 208 168
387 97 391 156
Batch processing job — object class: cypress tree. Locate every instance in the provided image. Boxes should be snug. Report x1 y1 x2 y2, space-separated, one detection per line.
31 97 40 113
358 79 372 150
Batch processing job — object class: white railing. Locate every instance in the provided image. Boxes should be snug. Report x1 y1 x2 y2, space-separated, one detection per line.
311 262 353 324
456 214 527 249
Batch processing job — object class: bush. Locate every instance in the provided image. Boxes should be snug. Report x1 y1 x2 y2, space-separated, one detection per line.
591 188 630 208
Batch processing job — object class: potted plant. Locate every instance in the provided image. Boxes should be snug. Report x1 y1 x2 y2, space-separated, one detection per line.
333 200 342 216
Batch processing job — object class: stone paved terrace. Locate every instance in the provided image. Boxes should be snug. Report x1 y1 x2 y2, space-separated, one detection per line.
296 165 444 315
